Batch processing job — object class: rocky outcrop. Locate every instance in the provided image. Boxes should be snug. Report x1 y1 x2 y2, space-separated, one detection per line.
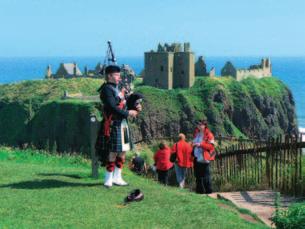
0 77 298 155
131 77 298 141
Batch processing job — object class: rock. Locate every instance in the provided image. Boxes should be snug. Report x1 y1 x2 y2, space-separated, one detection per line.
130 78 298 142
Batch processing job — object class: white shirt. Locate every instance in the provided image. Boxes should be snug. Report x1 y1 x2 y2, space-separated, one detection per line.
193 132 210 163
193 132 204 162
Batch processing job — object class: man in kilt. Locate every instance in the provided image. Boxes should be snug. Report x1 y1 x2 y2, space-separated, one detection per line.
95 65 140 187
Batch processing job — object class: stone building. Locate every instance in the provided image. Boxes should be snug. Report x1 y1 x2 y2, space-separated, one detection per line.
221 58 272 81
45 62 136 82
144 42 195 89
46 63 82 79
221 61 236 77
195 56 208 76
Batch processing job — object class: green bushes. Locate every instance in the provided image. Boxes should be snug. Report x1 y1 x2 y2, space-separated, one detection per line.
0 78 102 154
272 201 305 229
25 100 98 156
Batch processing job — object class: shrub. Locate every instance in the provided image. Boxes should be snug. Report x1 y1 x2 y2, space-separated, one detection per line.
272 200 305 229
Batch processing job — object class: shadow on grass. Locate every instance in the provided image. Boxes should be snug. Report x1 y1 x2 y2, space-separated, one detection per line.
37 173 86 179
236 191 301 207
0 179 101 189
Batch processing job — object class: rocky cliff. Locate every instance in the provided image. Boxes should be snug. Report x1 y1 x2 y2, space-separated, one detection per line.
130 77 297 141
0 77 298 154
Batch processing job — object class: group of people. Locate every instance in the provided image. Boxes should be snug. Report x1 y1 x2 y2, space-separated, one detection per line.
153 120 215 194
95 64 216 194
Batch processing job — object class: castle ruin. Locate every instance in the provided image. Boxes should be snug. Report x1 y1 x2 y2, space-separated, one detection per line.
195 56 208 76
45 62 136 82
144 42 195 89
221 58 272 81
45 63 82 79
195 56 216 77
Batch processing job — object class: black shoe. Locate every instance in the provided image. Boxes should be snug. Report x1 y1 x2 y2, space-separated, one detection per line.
124 189 144 203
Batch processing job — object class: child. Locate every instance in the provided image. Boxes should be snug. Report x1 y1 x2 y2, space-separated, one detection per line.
154 142 173 185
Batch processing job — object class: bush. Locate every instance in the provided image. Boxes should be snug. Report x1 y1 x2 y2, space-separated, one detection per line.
272 201 305 229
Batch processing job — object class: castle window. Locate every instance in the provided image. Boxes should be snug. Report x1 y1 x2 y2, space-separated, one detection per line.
179 58 183 65
181 70 184 74
160 66 164 72
170 67 173 72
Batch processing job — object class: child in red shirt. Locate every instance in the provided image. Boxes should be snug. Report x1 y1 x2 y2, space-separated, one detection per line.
154 142 173 185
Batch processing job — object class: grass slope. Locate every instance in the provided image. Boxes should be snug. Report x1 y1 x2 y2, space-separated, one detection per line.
0 147 267 229
0 76 295 153
0 78 103 150
0 78 103 103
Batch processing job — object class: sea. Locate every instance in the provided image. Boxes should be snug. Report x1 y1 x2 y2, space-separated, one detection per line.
0 56 305 127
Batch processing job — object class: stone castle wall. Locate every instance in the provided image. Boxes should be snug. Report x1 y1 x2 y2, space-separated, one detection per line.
144 42 195 89
221 58 272 81
144 52 174 89
173 52 195 88
236 68 271 81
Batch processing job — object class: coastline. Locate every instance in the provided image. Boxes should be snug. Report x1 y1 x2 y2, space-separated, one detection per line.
1 56 305 127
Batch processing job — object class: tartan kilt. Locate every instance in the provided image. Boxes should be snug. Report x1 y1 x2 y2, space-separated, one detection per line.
95 119 133 161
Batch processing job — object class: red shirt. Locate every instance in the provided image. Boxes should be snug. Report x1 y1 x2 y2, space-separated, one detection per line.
154 147 173 171
171 140 193 168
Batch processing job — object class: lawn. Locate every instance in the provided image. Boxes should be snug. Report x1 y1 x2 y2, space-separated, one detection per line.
0 147 267 229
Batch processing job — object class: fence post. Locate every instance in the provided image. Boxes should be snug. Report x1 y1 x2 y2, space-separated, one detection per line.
266 139 270 186
90 114 99 179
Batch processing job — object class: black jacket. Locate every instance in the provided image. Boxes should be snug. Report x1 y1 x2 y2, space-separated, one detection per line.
99 82 129 119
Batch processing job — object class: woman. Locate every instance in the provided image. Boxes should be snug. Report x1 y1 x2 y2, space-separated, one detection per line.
154 142 173 185
192 120 215 194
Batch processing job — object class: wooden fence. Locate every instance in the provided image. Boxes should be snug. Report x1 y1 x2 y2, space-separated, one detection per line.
211 135 304 196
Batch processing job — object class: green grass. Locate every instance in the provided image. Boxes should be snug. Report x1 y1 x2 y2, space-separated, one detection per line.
0 78 103 103
0 76 297 155
0 78 103 148
0 147 267 229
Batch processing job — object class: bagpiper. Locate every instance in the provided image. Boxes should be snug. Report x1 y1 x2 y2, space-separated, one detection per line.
95 65 143 187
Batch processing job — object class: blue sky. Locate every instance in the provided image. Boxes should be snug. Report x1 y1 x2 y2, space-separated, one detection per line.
0 0 304 57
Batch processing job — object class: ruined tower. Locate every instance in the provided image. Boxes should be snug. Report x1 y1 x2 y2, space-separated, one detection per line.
144 51 174 89
221 61 237 77
173 43 195 88
144 42 195 89
195 56 208 76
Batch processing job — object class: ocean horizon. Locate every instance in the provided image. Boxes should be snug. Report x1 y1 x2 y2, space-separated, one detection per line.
1 56 305 127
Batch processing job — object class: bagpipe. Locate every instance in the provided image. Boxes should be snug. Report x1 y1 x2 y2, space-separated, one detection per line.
126 92 144 111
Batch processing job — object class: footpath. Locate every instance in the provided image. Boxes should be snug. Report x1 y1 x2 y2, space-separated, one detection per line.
209 190 300 227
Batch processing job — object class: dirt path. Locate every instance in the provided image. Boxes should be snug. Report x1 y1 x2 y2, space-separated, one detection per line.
209 190 299 227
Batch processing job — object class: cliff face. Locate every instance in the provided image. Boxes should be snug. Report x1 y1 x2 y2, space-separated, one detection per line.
131 77 298 141
0 77 298 154
0 78 103 151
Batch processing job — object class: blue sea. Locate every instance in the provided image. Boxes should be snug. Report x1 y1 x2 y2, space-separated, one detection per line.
0 56 305 127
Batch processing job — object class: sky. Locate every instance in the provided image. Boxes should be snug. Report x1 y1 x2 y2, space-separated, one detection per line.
0 0 305 57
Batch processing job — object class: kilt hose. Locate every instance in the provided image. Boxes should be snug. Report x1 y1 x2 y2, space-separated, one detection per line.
95 119 133 166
